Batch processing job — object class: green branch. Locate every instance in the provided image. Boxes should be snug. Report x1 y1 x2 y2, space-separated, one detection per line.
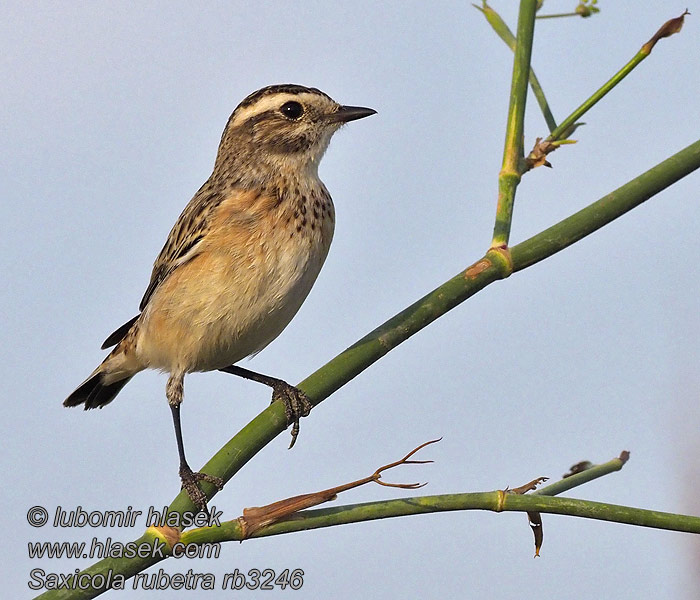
39 451 699 600
492 0 538 248
537 0 601 20
513 138 700 270
548 52 647 144
537 0 600 19
474 2 557 132
179 452 694 546
535 12 580 19
182 493 700 544
527 10 691 168
182 451 636 544
534 452 629 497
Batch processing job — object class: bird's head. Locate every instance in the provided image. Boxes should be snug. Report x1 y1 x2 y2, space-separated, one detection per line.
215 84 375 180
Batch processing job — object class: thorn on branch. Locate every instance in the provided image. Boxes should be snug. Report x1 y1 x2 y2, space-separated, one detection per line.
505 476 548 556
528 511 544 557
508 476 549 495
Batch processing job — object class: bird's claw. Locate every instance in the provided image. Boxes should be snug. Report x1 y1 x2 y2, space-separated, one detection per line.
271 382 312 448
179 464 224 514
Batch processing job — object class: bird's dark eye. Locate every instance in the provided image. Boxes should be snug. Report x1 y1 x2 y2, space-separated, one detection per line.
280 101 304 120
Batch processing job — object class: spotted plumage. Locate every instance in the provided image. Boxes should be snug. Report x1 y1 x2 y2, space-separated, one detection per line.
64 84 375 511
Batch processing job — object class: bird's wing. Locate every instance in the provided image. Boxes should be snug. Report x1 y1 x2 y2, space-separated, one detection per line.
101 315 139 349
100 184 225 349
139 183 225 311
101 183 275 348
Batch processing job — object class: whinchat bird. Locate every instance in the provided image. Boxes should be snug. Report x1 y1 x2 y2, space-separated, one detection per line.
64 84 376 510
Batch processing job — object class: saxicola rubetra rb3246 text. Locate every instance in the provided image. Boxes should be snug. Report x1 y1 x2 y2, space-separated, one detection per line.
64 84 376 510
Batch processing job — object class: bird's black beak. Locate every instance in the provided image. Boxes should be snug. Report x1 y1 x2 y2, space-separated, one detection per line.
327 105 377 123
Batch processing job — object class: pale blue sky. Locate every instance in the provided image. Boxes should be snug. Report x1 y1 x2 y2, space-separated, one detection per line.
3 2 699 598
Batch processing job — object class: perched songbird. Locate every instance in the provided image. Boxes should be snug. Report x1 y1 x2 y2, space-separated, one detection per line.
64 84 376 510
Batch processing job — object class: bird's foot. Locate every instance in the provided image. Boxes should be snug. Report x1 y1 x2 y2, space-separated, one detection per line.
270 381 313 449
218 366 313 447
179 464 224 514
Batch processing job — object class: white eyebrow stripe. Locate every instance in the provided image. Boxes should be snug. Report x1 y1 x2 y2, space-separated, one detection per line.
229 93 331 128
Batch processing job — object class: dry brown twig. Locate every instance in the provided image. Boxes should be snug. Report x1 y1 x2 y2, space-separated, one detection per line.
238 438 441 538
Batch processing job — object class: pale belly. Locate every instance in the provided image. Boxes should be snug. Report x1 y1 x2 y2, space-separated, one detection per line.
135 227 331 373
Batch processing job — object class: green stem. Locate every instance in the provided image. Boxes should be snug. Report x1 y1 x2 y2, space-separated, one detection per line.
182 451 633 544
492 0 538 248
534 452 629 497
536 12 581 19
547 50 649 143
525 11 688 168
513 138 700 271
474 2 557 132
182 493 700 545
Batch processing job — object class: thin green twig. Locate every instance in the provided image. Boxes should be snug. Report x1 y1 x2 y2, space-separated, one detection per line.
534 452 629 496
536 0 600 19
548 52 646 143
492 0 538 248
474 2 557 132
552 9 688 141
536 12 580 19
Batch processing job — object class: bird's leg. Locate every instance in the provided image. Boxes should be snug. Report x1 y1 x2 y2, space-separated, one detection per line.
219 365 312 448
167 372 223 513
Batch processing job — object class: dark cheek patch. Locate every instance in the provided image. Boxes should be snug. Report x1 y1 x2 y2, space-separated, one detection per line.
241 108 317 154
275 133 311 153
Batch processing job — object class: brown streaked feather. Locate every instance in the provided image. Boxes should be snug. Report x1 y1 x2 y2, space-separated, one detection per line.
138 184 279 312
139 183 224 311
